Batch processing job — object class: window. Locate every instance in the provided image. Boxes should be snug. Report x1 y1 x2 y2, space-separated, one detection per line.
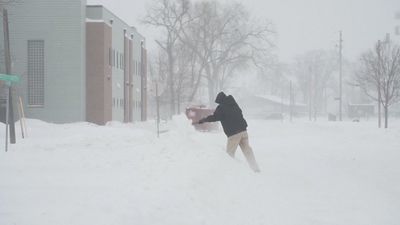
116 52 119 69
27 40 44 107
109 48 112 66
139 61 141 76
120 53 122 69
113 49 115 67
121 54 124 69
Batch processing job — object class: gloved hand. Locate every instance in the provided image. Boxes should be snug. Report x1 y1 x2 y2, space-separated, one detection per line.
198 118 206 124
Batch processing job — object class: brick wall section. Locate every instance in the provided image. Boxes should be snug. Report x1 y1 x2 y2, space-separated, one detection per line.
86 21 112 125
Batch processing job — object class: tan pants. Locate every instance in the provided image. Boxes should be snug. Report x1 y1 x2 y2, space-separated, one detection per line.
227 131 260 172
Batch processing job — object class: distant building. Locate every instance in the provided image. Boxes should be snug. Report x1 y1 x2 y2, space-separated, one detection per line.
347 103 374 119
0 0 147 125
238 94 307 119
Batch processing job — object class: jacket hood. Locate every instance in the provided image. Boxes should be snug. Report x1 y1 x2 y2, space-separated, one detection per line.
224 95 236 105
217 94 237 106
215 92 227 104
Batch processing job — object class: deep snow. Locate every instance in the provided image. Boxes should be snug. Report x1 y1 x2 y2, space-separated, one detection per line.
0 116 399 225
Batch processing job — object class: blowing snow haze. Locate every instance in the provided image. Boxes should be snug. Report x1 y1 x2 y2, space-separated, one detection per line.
88 0 399 61
1 0 400 225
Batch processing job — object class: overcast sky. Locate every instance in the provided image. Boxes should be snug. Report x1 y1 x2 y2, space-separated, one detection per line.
87 0 399 62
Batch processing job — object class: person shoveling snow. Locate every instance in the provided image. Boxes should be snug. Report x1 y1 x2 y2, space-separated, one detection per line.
197 91 261 173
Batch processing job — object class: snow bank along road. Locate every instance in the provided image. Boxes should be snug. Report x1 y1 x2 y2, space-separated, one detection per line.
1 116 399 225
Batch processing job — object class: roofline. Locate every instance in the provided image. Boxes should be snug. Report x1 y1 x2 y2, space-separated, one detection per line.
86 4 146 45
87 5 128 29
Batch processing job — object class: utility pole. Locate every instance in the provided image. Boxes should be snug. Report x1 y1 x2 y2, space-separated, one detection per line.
289 80 293 122
308 66 312 121
156 81 160 138
3 9 16 145
338 31 343 121
280 83 284 122
377 40 381 128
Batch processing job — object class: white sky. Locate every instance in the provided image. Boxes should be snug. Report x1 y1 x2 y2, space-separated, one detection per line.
87 0 400 62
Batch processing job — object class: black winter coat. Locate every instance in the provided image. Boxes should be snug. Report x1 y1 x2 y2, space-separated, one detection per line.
203 95 248 137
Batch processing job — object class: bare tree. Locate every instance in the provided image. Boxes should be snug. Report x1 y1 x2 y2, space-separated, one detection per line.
293 50 337 120
174 41 194 113
356 39 400 128
145 0 275 110
355 43 383 127
256 60 288 96
142 0 190 118
178 1 275 105
379 40 400 128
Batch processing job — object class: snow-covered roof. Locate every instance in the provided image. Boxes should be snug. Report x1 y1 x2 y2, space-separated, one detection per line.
348 103 375 106
255 94 307 107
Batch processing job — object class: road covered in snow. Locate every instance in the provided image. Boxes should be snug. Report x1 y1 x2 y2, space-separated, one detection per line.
1 116 399 225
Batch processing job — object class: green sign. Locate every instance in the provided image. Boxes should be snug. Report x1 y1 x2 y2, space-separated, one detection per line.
0 73 20 86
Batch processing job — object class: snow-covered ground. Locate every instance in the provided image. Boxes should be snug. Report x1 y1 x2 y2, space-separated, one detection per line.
0 116 399 225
